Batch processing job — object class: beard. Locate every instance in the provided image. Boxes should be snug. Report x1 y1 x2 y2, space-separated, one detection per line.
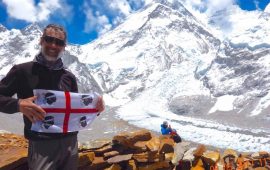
41 48 64 62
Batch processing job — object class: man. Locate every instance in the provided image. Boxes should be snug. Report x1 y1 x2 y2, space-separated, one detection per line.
0 24 104 170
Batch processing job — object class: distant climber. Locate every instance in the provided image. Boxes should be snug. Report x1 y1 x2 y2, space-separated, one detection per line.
161 121 182 143
161 121 172 135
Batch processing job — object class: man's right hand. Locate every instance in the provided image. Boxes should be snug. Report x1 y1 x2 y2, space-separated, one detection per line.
19 96 46 123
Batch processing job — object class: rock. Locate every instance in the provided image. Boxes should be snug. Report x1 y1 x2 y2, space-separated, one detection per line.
112 130 152 149
183 147 196 161
79 139 111 150
78 152 95 168
171 142 190 165
223 149 238 160
236 155 252 170
133 151 162 163
193 145 206 157
158 136 174 154
90 156 110 170
3 131 270 170
0 133 28 170
107 154 133 164
104 164 121 170
259 151 269 158
133 140 148 152
138 161 171 170
104 151 120 159
127 159 137 170
92 144 114 156
202 151 220 165
191 158 205 170
223 149 238 170
165 153 174 161
145 136 160 152
252 151 269 159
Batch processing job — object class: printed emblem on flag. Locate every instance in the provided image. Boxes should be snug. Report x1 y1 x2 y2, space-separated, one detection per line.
36 92 57 105
81 95 93 106
80 116 87 127
45 92 57 105
31 89 100 133
43 116 54 129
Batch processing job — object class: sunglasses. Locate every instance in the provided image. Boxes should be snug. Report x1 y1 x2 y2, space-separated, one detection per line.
42 35 65 47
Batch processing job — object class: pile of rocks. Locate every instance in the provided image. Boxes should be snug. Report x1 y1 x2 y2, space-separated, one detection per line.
1 130 270 170
78 129 175 170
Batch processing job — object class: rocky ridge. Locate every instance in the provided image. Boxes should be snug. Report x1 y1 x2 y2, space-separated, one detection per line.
1 131 270 170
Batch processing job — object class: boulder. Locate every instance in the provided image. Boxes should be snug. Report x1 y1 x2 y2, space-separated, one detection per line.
0 133 28 170
104 151 120 159
158 136 174 154
79 139 111 150
107 154 133 164
104 164 121 170
171 142 190 165
183 147 196 162
138 161 171 170
133 151 162 163
127 159 137 170
193 145 206 157
223 149 238 160
202 151 220 165
112 130 152 149
78 152 95 168
145 136 160 152
90 156 110 170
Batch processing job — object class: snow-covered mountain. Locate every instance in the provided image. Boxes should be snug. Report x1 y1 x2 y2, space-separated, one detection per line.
0 0 269 152
0 23 101 93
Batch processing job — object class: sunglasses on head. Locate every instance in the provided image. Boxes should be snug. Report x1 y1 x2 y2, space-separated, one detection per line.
42 35 65 46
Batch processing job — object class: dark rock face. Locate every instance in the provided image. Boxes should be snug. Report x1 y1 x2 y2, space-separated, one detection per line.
169 95 214 115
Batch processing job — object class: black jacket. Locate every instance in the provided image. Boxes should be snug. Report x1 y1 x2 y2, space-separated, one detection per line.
0 61 78 140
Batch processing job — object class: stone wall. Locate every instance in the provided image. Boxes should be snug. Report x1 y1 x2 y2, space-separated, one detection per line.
1 130 270 170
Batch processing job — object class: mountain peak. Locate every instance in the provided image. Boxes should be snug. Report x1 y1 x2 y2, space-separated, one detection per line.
21 23 42 36
0 24 7 32
153 0 185 11
265 3 270 13
150 0 196 22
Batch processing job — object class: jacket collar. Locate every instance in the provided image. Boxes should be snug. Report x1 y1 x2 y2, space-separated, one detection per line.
33 53 64 70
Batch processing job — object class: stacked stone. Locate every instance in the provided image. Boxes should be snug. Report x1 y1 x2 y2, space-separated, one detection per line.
78 129 175 170
172 145 270 170
1 131 270 170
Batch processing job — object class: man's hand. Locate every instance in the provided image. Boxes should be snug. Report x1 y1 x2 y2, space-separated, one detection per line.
19 96 46 123
96 96 105 116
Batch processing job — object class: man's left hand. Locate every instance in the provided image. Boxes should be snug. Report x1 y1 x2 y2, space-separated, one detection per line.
96 96 105 115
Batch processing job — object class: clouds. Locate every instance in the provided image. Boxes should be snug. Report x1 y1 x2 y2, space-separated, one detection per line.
2 0 71 22
83 2 111 36
82 0 145 36
181 0 236 16
181 0 238 37
2 0 268 44
2 0 37 22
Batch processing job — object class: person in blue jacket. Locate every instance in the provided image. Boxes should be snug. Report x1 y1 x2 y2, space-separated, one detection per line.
161 121 172 135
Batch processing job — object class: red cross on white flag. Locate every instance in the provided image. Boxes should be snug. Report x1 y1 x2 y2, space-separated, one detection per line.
31 89 100 133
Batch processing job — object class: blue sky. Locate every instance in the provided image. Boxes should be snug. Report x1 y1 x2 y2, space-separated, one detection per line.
0 0 269 45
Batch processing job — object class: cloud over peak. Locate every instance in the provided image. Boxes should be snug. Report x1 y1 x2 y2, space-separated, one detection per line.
2 0 70 22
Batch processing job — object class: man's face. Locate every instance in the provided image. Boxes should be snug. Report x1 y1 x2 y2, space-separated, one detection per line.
40 27 66 60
